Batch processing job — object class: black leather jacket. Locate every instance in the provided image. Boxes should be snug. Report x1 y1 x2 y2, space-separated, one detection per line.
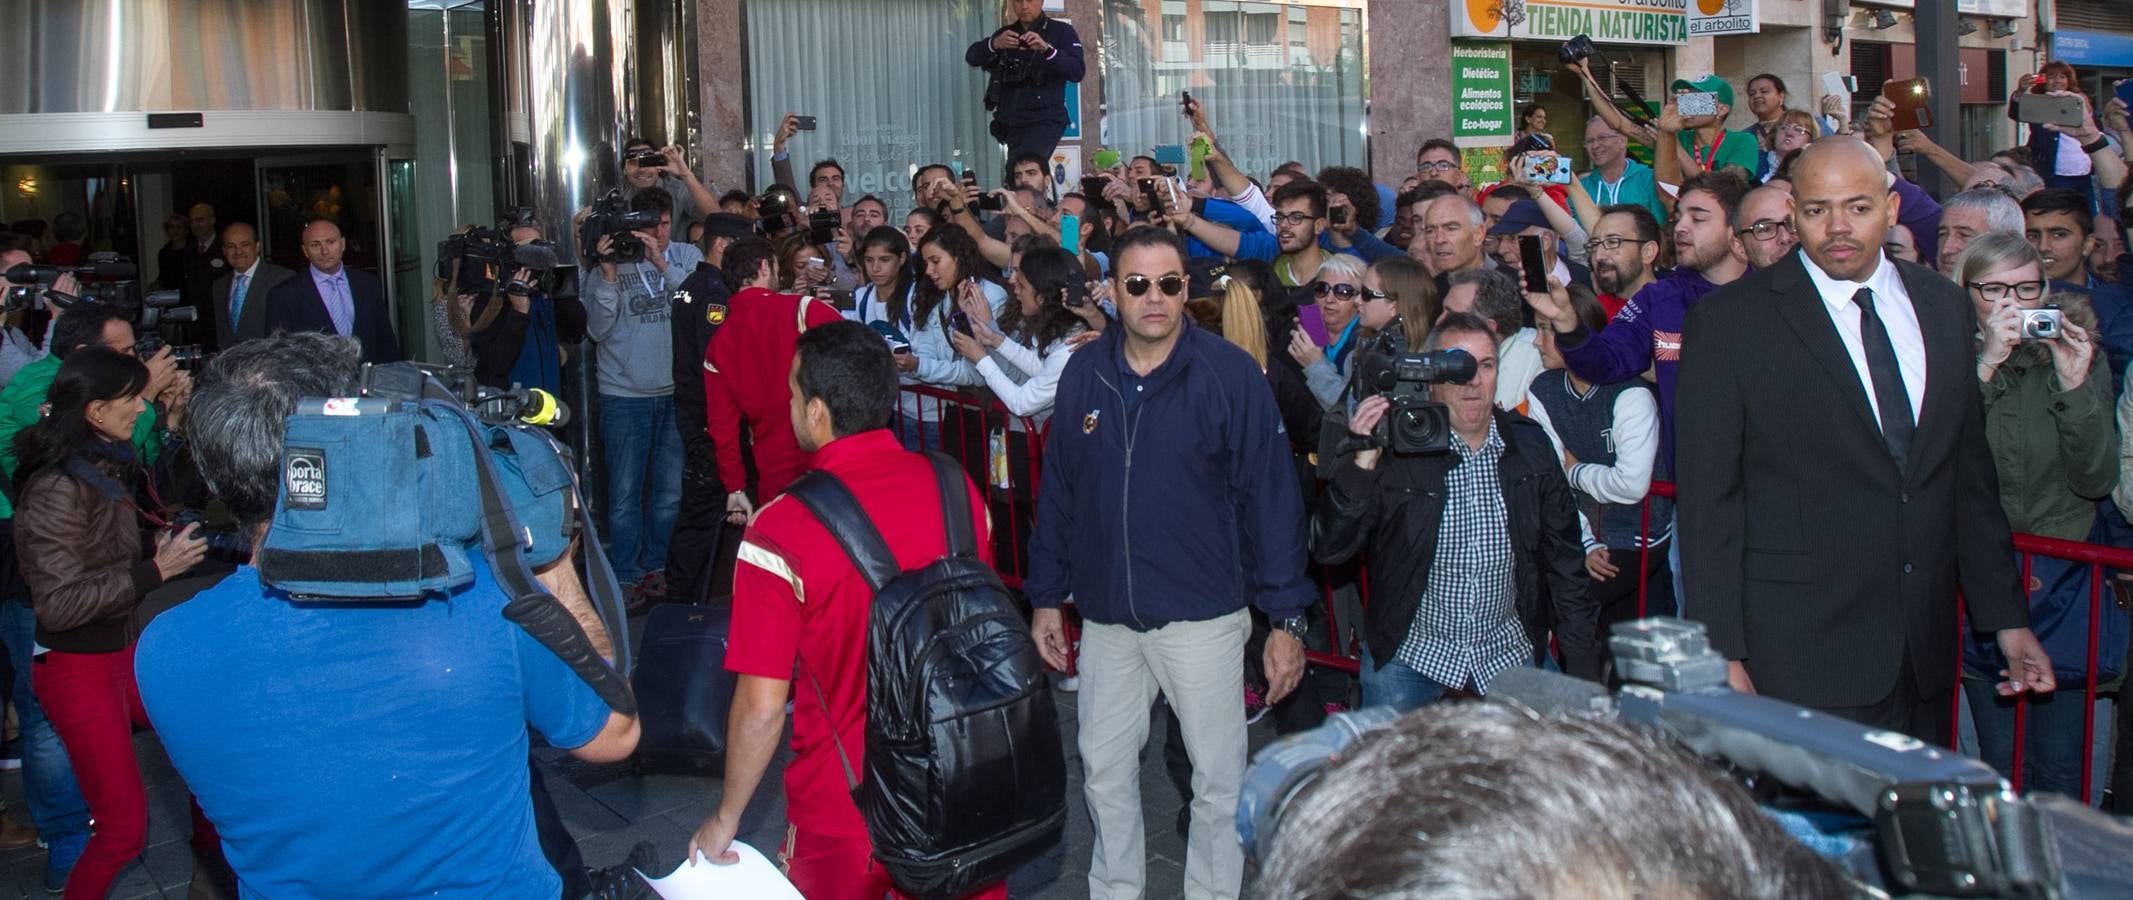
1310 408 1602 682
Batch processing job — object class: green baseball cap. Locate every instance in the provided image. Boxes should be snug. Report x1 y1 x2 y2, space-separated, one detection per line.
1669 74 1734 110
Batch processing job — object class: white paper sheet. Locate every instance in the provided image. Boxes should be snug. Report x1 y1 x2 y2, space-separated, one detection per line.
637 844 802 900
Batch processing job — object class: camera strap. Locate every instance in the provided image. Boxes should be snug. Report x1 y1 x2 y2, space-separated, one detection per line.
437 401 637 715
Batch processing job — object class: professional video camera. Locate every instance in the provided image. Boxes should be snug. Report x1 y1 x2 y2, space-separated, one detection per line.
2 254 140 312
577 189 657 265
1349 334 1476 455
437 226 560 296
254 361 629 713
1240 618 2133 898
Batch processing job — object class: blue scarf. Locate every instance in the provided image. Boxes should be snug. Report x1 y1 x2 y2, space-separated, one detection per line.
509 291 562 396
1327 316 1361 373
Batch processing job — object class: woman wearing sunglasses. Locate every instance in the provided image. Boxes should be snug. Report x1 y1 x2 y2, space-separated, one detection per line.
1285 254 1369 410
1955 231 2119 802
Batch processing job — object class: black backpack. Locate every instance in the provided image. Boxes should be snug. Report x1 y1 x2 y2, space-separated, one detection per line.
788 453 1065 899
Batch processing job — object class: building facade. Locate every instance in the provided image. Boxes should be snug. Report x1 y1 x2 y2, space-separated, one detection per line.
0 0 2108 370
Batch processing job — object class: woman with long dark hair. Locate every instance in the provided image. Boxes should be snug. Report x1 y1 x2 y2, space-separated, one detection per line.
13 348 207 899
950 244 1099 424
899 226 1006 451
848 226 915 330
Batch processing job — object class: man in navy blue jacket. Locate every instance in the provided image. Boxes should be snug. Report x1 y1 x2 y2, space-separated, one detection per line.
968 0 1084 170
1028 227 1309 900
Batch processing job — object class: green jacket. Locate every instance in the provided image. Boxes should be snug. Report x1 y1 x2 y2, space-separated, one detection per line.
1979 343 2117 541
0 354 162 519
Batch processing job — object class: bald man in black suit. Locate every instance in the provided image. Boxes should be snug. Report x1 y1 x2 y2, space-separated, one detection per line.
1676 138 2053 745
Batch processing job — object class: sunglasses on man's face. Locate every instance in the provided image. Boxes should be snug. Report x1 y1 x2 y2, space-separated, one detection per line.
1121 274 1187 297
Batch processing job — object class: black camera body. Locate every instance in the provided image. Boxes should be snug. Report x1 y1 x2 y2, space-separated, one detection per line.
577 191 657 265
1559 34 1596 66
439 227 560 296
807 209 840 248
133 333 209 371
1353 333 1477 455
757 190 796 234
5 253 143 313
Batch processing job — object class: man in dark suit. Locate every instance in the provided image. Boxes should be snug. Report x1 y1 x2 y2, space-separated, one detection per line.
263 219 402 365
180 203 224 342
1676 138 2053 745
211 222 294 350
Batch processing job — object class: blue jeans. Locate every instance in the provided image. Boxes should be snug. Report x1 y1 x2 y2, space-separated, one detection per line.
1358 645 1454 712
0 599 89 840
897 414 942 454
1666 512 1687 618
1964 679 2103 801
597 394 682 583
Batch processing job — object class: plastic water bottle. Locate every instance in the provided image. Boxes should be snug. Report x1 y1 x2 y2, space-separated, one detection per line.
988 427 1012 490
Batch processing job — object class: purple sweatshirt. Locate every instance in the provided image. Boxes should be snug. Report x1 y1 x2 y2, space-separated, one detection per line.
1556 268 1725 475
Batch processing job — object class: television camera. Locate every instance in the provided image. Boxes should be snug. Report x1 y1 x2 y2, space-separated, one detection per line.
1240 618 2133 898
577 190 659 265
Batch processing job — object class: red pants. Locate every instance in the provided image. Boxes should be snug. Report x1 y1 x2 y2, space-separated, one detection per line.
34 645 217 900
778 826 1008 900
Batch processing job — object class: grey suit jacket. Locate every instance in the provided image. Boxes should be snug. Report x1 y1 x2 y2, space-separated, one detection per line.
212 261 297 349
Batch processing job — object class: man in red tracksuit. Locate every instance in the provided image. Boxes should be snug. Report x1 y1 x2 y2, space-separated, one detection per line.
688 320 1007 900
703 237 845 521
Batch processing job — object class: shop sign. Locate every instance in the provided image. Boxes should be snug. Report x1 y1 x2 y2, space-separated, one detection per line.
1451 41 1515 148
1688 0 1756 36
2053 30 2133 69
1955 0 2025 17
1451 0 1688 46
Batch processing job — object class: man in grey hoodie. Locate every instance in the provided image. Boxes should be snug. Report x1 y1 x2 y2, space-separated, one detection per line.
585 189 703 601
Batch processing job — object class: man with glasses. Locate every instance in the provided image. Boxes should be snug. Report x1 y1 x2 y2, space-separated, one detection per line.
1416 139 1464 189
1584 206 1662 319
1028 227 1310 900
1577 117 1668 227
1735 185 1798 270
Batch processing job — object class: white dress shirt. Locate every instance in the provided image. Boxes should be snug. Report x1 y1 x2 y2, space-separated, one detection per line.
1800 251 1927 428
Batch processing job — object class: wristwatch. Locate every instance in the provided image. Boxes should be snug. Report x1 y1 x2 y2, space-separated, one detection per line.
2081 136 2111 155
1276 615 1308 641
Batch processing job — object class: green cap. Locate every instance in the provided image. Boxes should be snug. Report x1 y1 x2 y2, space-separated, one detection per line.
1669 74 1734 111
1092 148 1122 170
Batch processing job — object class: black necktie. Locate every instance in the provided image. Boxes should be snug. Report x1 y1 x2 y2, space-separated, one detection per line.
1855 287 1914 466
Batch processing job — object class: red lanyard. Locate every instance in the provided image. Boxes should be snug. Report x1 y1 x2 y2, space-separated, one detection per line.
1694 131 1725 170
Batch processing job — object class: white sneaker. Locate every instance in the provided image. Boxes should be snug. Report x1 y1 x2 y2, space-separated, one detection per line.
1057 676 1080 693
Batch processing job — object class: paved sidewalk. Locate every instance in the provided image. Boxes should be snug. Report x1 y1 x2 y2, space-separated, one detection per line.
0 677 1266 899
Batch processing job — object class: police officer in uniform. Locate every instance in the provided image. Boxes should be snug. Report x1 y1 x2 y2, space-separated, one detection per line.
666 213 757 606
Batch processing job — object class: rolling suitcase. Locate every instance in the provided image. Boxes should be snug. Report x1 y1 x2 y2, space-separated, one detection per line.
631 600 735 773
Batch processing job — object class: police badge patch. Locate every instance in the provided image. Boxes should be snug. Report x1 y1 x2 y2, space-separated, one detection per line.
707 303 727 325
1082 408 1100 434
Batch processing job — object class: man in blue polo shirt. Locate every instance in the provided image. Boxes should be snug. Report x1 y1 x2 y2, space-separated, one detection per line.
134 333 639 899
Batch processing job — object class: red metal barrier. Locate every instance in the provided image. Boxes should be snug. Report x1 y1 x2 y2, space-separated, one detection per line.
1643 479 2124 806
894 385 1079 673
892 384 1047 587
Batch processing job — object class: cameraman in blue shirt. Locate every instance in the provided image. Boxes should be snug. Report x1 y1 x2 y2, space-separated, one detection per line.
133 333 639 899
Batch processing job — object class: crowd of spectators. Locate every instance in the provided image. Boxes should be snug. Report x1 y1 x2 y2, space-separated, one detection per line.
8 23 2133 897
